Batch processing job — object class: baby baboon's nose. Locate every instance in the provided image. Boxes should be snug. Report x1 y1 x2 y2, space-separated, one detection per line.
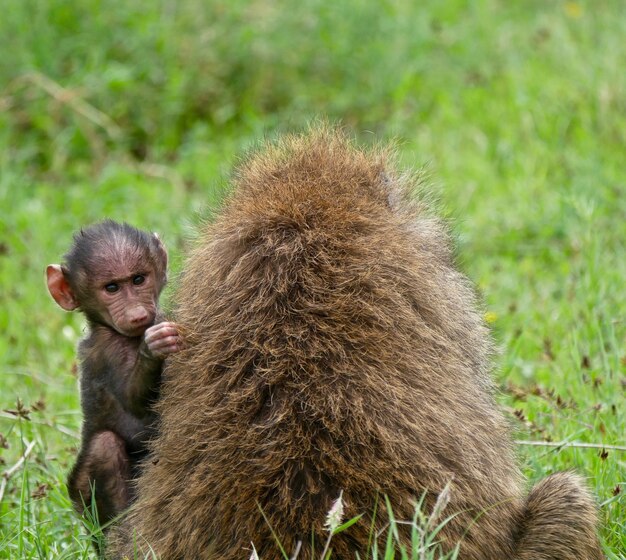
128 307 149 324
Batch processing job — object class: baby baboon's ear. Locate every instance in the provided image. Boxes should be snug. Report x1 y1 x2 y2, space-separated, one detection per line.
46 264 79 311
152 233 169 285
152 233 168 267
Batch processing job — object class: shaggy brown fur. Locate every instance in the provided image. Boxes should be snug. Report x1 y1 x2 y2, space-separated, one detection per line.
109 127 603 559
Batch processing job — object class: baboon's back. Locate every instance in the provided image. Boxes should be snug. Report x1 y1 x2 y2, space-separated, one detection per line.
109 127 601 560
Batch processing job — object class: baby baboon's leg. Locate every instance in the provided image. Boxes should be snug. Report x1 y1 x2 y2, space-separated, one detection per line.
68 430 132 526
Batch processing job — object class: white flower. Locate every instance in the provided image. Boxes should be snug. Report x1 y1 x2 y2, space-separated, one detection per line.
325 491 345 533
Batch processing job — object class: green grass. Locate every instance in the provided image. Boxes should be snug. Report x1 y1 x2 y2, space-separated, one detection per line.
0 0 624 557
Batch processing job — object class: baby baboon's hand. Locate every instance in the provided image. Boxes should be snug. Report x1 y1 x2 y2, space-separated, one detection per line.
143 321 183 359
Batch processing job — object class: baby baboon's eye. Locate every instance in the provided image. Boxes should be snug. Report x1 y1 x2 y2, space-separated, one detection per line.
132 275 145 286
104 283 119 293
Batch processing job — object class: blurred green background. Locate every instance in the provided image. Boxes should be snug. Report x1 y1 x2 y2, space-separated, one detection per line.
0 0 624 557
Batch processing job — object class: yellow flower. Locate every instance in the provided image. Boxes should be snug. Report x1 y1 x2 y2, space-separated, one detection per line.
565 2 583 19
484 311 498 324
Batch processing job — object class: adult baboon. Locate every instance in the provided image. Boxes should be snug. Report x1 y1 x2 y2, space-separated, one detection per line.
110 126 602 559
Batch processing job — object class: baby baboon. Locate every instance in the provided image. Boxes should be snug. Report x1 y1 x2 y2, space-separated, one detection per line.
110 127 603 559
47 221 182 529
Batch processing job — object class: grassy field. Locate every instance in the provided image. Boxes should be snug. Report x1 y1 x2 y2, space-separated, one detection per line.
0 0 624 557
